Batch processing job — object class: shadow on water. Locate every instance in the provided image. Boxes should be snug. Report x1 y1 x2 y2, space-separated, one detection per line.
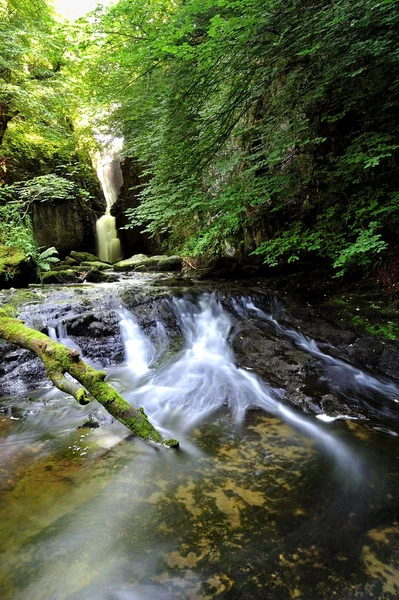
0 291 398 599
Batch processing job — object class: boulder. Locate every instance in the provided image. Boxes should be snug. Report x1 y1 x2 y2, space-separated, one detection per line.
64 256 79 266
70 251 101 264
0 246 35 288
41 269 82 284
85 269 119 283
113 254 182 273
113 254 148 271
81 261 112 271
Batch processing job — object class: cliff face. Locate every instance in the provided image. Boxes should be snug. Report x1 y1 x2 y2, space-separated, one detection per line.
32 195 105 257
111 158 161 257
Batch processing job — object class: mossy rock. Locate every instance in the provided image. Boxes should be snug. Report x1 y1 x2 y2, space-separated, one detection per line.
0 245 35 288
81 261 112 271
52 263 83 273
70 251 101 264
113 254 149 272
113 254 182 273
64 256 79 266
157 256 182 271
41 269 82 284
85 269 119 283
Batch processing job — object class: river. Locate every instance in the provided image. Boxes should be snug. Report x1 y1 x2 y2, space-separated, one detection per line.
0 276 398 599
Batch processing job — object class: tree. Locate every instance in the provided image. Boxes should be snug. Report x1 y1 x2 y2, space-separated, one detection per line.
0 305 179 447
78 0 399 274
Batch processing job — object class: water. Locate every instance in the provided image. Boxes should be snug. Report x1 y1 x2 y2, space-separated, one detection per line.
96 213 122 264
95 151 123 263
238 299 399 420
1 290 398 599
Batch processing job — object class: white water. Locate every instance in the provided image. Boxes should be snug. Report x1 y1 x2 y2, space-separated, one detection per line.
117 294 360 472
118 309 156 378
239 300 399 409
96 214 121 264
95 153 123 263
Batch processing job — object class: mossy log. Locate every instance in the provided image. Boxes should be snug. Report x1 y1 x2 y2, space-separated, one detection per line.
0 312 179 448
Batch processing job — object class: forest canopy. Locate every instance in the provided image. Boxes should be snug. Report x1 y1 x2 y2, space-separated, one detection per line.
1 0 399 276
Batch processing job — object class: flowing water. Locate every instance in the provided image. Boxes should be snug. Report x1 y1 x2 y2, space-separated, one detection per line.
0 285 398 599
95 153 123 263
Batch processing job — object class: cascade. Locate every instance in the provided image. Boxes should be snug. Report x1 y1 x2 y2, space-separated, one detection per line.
95 150 123 263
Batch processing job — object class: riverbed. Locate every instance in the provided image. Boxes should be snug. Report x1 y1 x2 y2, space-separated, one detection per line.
0 276 398 599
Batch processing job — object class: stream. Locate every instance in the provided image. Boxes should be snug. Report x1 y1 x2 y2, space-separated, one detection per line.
0 276 398 599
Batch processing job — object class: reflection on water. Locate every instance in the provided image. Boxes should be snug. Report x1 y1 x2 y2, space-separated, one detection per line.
0 293 398 599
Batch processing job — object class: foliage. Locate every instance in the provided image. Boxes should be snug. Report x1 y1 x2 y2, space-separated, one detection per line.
0 196 60 280
77 0 399 274
351 315 398 341
36 246 60 283
0 174 92 205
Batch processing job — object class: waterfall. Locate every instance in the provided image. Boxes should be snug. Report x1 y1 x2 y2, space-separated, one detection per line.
95 152 123 263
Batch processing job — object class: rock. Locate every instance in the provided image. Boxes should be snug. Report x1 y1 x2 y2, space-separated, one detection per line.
157 256 183 271
149 276 194 287
64 256 79 266
113 254 182 273
52 264 83 273
0 245 35 288
85 269 119 283
81 261 112 271
320 394 351 417
378 345 399 382
41 269 82 284
113 254 149 271
31 196 103 256
348 337 385 370
70 251 101 264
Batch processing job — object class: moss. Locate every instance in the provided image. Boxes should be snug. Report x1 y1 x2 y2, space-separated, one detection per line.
324 293 399 341
351 315 398 341
70 251 101 264
5 289 41 309
164 438 180 449
0 245 26 274
76 388 90 406
0 245 33 286
0 316 177 446
0 304 18 318
80 261 112 271
41 269 81 284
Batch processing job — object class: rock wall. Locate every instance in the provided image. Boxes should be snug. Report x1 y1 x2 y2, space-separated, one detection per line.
111 158 161 257
32 196 104 256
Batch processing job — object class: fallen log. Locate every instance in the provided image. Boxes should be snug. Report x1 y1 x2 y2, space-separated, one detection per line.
0 307 178 448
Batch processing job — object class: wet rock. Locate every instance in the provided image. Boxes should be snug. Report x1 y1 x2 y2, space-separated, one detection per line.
378 345 399 382
0 245 35 288
231 322 310 389
114 254 182 273
70 251 101 264
348 337 385 370
157 256 183 271
85 269 119 283
52 265 83 273
64 256 79 266
81 261 112 271
41 270 82 284
320 394 352 417
0 343 46 394
149 276 194 288
66 310 120 337
301 357 324 379
285 391 323 414
113 254 149 271
78 408 114 429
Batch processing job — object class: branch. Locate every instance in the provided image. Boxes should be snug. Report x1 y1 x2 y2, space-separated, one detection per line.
0 313 178 448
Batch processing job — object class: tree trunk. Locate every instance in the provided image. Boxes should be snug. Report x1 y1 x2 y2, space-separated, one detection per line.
0 312 178 448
